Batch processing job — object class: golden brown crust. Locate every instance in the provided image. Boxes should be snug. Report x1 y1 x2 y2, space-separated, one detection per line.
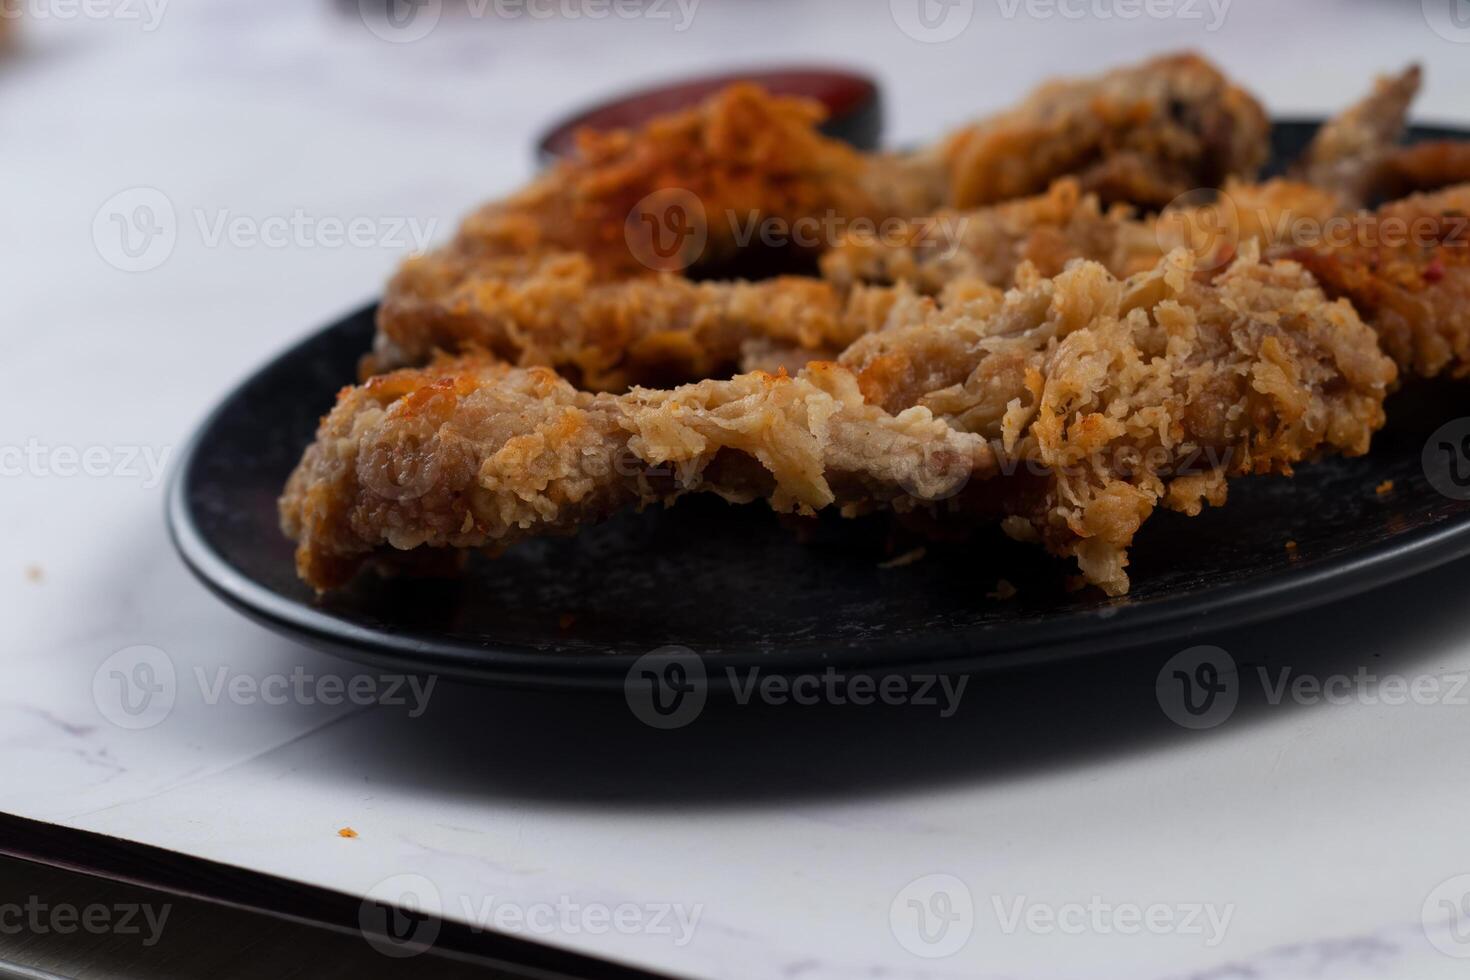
1286 185 1470 378
821 178 1166 293
373 250 908 390
1371 141 1470 202
826 172 1470 386
373 55 1270 386
1153 178 1345 269
939 52 1269 210
852 251 1387 590
451 83 878 278
284 250 1393 596
836 250 1392 592
375 172 1322 392
822 176 1344 296
437 53 1267 273
369 82 907 382
281 357 997 591
1292 65 1421 208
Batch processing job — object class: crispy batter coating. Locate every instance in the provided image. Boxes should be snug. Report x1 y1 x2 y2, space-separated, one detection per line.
1292 65 1421 208
822 176 1342 294
827 172 1470 387
435 53 1266 272
1371 141 1470 201
374 250 908 390
836 249 1394 591
283 250 1393 596
281 357 997 592
373 172 1325 390
1287 186 1470 378
448 83 881 278
821 178 1166 293
823 63 1423 293
1154 178 1344 268
372 55 1269 383
368 83 915 380
822 166 1470 388
937 52 1269 210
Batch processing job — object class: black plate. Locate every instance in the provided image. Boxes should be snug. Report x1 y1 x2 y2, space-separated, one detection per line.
168 121 1470 688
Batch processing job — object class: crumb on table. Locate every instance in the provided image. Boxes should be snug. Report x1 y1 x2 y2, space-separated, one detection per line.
337 827 358 839
1285 539 1299 556
24 564 42 583
987 579 1018 600
1375 479 1394 496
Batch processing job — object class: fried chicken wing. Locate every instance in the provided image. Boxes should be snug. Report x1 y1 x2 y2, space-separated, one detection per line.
372 170 1308 390
826 170 1470 388
371 55 1268 383
937 52 1268 210
448 83 884 279
283 249 1393 596
1292 65 1421 208
837 248 1393 590
823 64 1426 296
1287 185 1470 378
1370 141 1470 201
439 53 1266 274
281 356 997 592
366 83 920 379
371 251 910 390
821 176 1342 296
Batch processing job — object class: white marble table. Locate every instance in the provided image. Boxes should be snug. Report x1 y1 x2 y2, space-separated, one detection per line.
7 0 1470 976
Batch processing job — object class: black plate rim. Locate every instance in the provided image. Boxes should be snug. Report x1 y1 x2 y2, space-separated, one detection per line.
170 441 1470 688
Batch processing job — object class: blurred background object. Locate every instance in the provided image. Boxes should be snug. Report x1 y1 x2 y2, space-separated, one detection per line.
0 0 17 51
535 66 882 164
